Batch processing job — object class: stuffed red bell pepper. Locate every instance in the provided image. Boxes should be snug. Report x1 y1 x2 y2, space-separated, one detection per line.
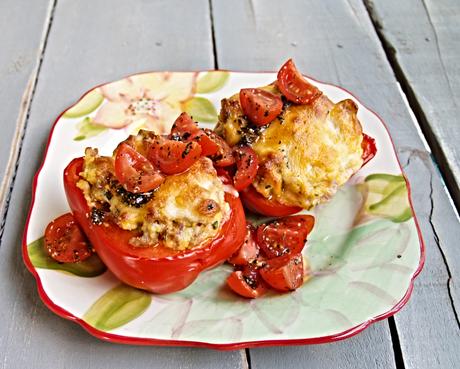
61 117 246 294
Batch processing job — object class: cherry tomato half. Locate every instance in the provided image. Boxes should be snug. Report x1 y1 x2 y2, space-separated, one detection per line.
277 59 322 105
170 112 200 139
233 146 259 191
240 185 302 217
227 223 259 266
206 130 235 167
260 253 304 292
169 113 220 157
361 133 377 166
239 88 283 126
114 143 165 193
189 130 220 156
44 213 92 263
148 136 202 175
226 268 267 299
256 215 315 258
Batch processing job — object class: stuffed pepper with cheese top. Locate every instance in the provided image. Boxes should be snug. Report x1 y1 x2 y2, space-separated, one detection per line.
214 59 376 216
59 114 246 294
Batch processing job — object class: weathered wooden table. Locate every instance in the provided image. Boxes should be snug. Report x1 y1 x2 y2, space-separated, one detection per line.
1 0 459 368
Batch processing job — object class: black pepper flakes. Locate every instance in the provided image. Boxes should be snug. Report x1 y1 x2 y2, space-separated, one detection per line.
90 207 106 225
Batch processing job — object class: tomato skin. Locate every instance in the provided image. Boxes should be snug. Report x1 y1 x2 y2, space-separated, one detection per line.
361 133 377 166
260 253 304 292
240 185 302 216
114 143 164 193
189 130 220 156
227 223 259 266
256 215 315 258
233 146 259 191
169 113 220 157
44 213 92 263
226 270 267 299
64 158 246 294
206 130 235 167
170 112 200 139
148 137 202 175
277 59 322 105
239 88 283 126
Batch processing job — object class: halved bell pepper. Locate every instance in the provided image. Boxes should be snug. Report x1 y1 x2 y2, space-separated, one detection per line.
63 158 246 294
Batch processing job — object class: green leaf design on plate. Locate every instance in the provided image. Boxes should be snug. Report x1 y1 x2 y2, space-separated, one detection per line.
364 174 412 222
196 71 229 93
83 284 151 331
74 117 107 141
183 97 218 123
27 237 106 277
63 89 104 118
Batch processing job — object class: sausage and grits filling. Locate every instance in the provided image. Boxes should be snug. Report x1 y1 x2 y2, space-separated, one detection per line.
215 83 364 210
76 133 230 251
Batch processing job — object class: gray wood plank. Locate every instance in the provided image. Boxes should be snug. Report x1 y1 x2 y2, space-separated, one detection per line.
211 0 460 368
249 324 395 369
365 0 460 208
0 1 244 368
0 0 54 227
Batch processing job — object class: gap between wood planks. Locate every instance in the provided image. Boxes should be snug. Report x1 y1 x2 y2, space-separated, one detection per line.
208 0 251 366
0 0 58 242
362 0 460 367
388 317 406 369
363 0 460 330
362 0 460 213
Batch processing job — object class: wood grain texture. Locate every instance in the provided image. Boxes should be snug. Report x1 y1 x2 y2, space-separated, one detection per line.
0 0 54 228
0 1 244 368
365 0 460 208
211 0 460 368
249 324 395 369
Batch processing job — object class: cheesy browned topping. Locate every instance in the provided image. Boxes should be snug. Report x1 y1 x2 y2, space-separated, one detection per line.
215 84 364 209
77 142 230 251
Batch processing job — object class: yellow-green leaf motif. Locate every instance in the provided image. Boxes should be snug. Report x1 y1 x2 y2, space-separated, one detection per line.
196 71 229 93
183 97 218 123
74 117 107 141
83 284 151 331
64 89 104 118
364 174 412 222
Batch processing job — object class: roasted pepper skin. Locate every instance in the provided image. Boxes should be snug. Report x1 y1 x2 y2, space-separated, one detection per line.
64 158 246 294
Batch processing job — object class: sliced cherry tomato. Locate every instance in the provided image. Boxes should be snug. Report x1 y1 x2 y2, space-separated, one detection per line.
228 223 259 266
239 88 283 126
170 112 199 139
260 253 304 292
44 213 92 263
256 215 315 258
233 146 259 191
226 268 267 299
189 130 220 156
148 137 202 175
240 185 302 216
206 130 235 167
169 113 220 157
277 59 322 105
361 133 377 166
114 143 164 193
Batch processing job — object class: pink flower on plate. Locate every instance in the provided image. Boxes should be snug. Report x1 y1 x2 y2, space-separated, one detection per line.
94 72 197 133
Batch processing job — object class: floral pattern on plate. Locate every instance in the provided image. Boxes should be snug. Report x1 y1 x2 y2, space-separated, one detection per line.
23 71 424 348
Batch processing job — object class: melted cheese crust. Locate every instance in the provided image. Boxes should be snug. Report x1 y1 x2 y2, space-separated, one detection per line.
137 157 229 250
215 84 364 209
78 147 229 250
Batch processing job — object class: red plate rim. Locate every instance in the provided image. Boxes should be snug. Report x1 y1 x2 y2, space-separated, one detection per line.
21 69 426 350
